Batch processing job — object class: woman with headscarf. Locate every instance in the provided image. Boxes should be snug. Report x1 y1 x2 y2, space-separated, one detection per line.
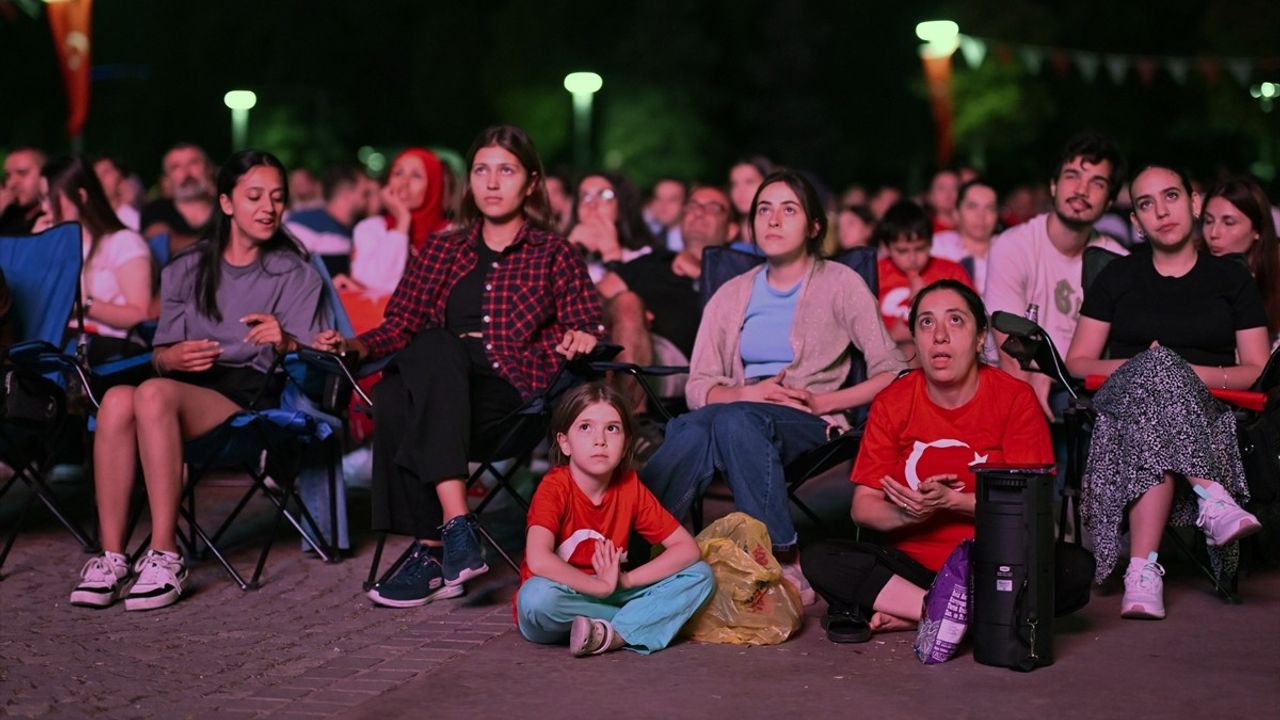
339 148 449 333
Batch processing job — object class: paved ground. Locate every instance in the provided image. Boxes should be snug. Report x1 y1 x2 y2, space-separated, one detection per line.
2 473 1278 720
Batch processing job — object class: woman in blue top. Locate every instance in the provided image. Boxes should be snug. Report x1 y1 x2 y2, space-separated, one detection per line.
641 170 905 603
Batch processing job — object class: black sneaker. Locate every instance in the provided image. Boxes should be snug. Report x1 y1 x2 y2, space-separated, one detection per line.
441 515 488 586
367 545 463 608
822 608 872 644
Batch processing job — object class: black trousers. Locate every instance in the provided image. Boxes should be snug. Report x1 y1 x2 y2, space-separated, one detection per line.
371 329 523 540
801 539 937 615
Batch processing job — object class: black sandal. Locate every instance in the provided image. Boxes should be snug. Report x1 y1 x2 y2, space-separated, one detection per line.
822 609 871 644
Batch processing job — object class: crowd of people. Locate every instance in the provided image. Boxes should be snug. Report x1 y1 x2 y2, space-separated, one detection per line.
1 124 1276 656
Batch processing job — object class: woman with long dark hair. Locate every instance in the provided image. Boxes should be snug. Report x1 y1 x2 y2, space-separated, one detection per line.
1066 162 1269 620
68 150 327 611
314 125 604 608
566 172 657 282
36 156 155 360
1201 175 1280 345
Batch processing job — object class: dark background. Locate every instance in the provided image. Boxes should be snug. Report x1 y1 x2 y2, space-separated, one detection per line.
3 0 1277 194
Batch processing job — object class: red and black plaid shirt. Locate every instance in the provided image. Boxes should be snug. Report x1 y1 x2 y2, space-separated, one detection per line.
357 222 604 399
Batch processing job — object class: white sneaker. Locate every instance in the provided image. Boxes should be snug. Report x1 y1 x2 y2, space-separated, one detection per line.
69 552 132 608
124 550 188 611
1121 553 1166 620
1195 484 1262 548
781 561 817 606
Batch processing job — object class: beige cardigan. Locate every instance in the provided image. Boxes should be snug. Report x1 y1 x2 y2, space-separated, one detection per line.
685 259 906 425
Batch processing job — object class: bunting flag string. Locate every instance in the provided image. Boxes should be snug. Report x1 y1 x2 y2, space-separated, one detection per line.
953 34 1275 88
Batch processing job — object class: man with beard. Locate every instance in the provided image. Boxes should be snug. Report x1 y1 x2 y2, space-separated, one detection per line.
0 147 47 234
140 143 215 258
984 133 1128 418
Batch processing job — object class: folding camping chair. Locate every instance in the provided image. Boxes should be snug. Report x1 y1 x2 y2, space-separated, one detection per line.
991 310 1276 603
363 344 626 589
688 245 881 535
0 223 99 572
115 254 359 589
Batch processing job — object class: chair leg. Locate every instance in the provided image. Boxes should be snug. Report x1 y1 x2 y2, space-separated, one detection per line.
21 467 99 553
364 532 388 591
177 505 250 591
1165 528 1242 604
326 438 341 561
366 537 416 591
691 495 704 534
473 518 519 573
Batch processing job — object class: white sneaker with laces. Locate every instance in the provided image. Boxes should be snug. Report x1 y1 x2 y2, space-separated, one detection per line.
1121 553 1166 620
781 561 817 606
69 552 132 608
1195 483 1262 548
124 549 188 611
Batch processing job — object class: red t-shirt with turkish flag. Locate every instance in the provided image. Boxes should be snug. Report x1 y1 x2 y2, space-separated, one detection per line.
877 256 973 334
851 366 1052 571
517 466 681 599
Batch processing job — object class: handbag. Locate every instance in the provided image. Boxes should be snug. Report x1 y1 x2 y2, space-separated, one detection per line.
1 366 64 427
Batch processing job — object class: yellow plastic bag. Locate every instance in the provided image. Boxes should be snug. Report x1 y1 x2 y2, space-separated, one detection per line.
682 512 804 645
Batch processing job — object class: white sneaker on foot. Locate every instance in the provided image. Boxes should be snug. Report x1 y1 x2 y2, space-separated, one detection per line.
1195 483 1262 547
124 549 188 611
1121 553 1166 620
69 552 132 608
781 561 817 606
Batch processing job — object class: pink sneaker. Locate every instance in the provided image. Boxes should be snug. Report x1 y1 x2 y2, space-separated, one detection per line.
1121 553 1166 620
1195 484 1262 548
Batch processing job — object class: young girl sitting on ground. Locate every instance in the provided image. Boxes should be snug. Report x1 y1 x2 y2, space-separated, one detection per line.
517 382 715 656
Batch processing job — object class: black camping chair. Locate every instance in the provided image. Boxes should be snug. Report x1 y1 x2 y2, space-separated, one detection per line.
363 344 634 590
688 245 880 535
991 309 1278 603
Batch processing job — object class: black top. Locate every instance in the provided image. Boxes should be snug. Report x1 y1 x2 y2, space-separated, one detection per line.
0 203 38 235
611 250 701 357
445 240 501 334
140 198 211 238
1080 251 1267 366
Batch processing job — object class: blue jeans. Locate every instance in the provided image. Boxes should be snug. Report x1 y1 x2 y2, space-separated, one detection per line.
517 562 715 654
640 402 830 550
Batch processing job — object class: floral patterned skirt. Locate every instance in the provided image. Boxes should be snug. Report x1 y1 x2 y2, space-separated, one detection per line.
1082 346 1248 583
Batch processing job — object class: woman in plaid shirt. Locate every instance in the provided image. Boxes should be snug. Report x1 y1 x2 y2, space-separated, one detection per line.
315 126 604 607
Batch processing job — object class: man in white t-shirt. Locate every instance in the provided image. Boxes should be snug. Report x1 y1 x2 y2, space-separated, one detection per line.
984 132 1129 417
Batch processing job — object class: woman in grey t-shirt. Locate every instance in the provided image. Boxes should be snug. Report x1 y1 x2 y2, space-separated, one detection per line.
68 150 327 612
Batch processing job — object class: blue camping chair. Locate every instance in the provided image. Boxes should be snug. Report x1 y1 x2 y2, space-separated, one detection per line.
690 245 880 535
0 223 99 572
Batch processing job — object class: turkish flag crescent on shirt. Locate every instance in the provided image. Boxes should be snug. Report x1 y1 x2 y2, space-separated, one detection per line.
47 0 93 138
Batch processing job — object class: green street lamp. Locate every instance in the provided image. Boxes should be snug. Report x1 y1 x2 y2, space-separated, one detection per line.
564 71 603 168
223 90 257 151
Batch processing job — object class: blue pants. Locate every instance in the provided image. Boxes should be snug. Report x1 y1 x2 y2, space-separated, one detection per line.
517 562 715 654
639 402 830 550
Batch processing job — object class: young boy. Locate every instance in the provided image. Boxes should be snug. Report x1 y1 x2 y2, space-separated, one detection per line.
875 200 974 363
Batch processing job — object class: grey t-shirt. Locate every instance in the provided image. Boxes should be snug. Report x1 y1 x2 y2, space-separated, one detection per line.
154 249 328 373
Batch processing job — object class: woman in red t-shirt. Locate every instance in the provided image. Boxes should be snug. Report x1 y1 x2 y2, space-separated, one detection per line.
801 280 1052 643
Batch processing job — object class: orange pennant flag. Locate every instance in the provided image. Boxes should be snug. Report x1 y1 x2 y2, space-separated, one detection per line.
47 0 93 138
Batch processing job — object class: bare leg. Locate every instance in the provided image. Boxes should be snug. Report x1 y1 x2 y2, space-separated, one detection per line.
93 386 139 554
604 291 654 413
1128 473 1175 560
132 379 241 553
871 574 926 627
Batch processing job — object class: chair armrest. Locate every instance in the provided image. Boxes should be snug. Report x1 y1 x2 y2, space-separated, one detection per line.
1085 374 1266 412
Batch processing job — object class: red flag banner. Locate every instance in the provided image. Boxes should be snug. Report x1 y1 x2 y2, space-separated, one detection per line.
47 0 93 138
920 52 954 166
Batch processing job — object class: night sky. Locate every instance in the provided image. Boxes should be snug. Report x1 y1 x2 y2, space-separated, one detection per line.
3 0 1277 194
